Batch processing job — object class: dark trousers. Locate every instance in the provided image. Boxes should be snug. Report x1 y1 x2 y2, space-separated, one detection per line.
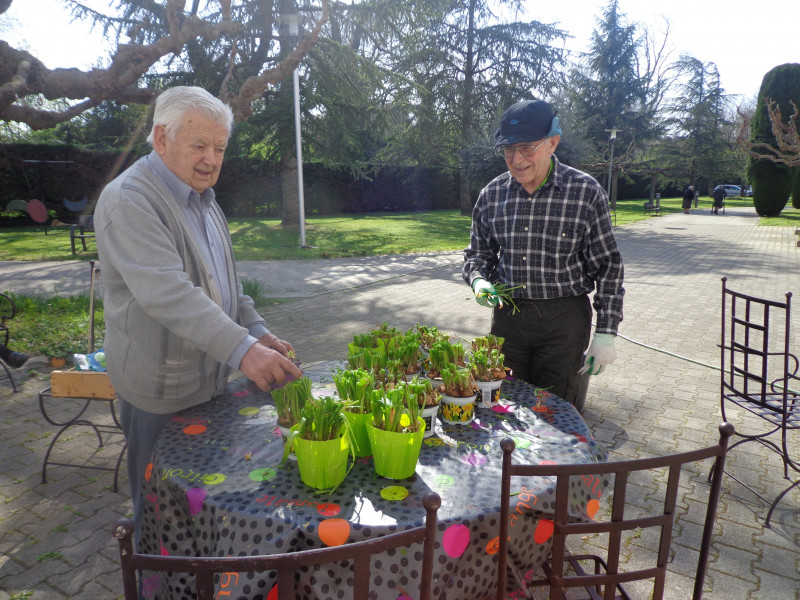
491 294 592 404
119 398 175 551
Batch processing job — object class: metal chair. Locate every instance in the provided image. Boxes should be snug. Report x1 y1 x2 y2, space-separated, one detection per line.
114 491 441 600
0 292 19 391
715 277 800 527
497 423 734 600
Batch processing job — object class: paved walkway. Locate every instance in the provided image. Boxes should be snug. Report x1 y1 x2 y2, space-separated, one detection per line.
1 205 798 599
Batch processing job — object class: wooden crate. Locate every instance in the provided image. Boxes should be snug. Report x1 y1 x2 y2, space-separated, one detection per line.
50 369 116 399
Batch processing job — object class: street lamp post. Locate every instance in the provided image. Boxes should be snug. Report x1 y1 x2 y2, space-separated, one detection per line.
282 13 307 248
606 128 619 209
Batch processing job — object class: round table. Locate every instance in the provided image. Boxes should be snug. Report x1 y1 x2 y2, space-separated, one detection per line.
139 362 607 600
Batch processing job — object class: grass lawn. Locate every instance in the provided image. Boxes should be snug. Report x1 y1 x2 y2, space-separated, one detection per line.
1 194 793 357
1 195 787 262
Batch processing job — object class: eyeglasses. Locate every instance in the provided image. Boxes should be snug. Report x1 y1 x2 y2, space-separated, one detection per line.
497 139 549 159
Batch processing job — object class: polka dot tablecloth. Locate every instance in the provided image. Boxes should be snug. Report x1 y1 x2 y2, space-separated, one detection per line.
138 363 608 600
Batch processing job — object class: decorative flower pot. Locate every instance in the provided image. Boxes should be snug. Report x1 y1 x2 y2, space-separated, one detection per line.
440 394 476 425
49 356 67 368
420 404 440 438
278 425 297 460
343 410 373 457
366 417 426 480
476 380 504 409
293 431 350 491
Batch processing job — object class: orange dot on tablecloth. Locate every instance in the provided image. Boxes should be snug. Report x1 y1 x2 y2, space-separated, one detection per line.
534 519 554 544
183 424 207 435
485 536 501 555
318 518 350 547
587 498 600 519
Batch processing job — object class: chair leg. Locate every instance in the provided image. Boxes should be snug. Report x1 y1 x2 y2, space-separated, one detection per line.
0 360 17 392
764 477 800 528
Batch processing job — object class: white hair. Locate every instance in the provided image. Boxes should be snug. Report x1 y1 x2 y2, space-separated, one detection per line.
146 86 234 145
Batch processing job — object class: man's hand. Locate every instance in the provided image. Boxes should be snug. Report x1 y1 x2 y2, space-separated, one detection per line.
258 333 295 357
578 333 617 376
240 342 302 392
472 278 499 308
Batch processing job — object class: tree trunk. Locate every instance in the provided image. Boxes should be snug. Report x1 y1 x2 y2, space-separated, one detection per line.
459 171 473 216
281 153 300 225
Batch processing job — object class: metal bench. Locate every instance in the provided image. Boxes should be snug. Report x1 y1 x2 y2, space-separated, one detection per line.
70 215 95 255
643 201 661 215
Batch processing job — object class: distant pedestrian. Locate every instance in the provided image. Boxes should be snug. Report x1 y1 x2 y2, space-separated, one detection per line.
682 185 694 214
712 186 726 214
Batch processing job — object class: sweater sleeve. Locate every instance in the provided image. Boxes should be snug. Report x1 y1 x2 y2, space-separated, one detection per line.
97 188 251 366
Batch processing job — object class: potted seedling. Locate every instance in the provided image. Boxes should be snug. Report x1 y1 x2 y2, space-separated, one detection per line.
416 325 448 354
402 376 442 438
366 387 426 480
438 363 478 425
471 334 504 353
39 340 83 368
286 396 354 491
389 337 424 377
468 346 507 408
271 377 313 458
333 368 376 457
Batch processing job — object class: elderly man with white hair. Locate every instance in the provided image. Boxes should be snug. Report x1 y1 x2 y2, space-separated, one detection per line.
95 86 301 546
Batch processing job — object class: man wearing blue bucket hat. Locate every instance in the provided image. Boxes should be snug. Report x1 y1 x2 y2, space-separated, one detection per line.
462 99 624 407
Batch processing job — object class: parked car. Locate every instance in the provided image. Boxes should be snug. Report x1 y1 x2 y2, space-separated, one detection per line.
743 186 753 197
713 184 741 197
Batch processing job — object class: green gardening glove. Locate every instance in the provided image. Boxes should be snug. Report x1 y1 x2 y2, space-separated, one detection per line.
472 278 499 308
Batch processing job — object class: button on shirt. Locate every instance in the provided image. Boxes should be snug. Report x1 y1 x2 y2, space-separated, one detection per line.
148 152 266 370
463 155 624 335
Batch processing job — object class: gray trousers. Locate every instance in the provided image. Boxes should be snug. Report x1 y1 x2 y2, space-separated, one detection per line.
491 294 592 404
119 398 175 551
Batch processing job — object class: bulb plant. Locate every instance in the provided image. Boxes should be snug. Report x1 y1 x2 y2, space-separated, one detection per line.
371 386 422 434
439 363 478 398
402 376 441 408
295 396 349 442
468 347 507 382
272 376 313 428
332 368 375 414
471 335 504 353
416 325 448 351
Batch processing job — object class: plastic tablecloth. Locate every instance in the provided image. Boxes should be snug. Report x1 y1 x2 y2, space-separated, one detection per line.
139 362 608 600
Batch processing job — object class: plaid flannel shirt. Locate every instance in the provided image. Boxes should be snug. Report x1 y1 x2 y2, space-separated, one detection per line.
462 155 624 335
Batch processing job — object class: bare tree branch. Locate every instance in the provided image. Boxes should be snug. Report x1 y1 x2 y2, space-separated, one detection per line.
0 0 329 129
737 98 800 167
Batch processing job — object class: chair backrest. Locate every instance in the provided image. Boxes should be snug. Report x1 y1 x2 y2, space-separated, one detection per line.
720 277 796 414
114 491 440 600
497 423 734 600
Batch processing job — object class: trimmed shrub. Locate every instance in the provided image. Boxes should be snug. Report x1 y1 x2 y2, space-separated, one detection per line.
747 63 800 216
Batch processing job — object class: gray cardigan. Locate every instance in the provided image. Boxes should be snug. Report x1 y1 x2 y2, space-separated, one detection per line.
95 156 265 413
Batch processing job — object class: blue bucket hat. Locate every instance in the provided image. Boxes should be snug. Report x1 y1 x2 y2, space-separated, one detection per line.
494 99 562 148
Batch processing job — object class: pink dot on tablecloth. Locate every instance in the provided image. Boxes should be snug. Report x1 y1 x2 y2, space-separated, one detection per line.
233 389 250 397
183 424 206 435
462 453 487 467
186 488 207 515
442 523 470 557
491 404 512 413
534 519 554 544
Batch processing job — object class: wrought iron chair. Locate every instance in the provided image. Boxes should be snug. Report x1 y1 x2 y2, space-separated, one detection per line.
497 423 734 600
0 292 19 391
715 277 800 527
114 491 441 600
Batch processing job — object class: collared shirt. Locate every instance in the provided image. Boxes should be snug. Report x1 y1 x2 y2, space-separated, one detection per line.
463 155 624 334
147 151 264 369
